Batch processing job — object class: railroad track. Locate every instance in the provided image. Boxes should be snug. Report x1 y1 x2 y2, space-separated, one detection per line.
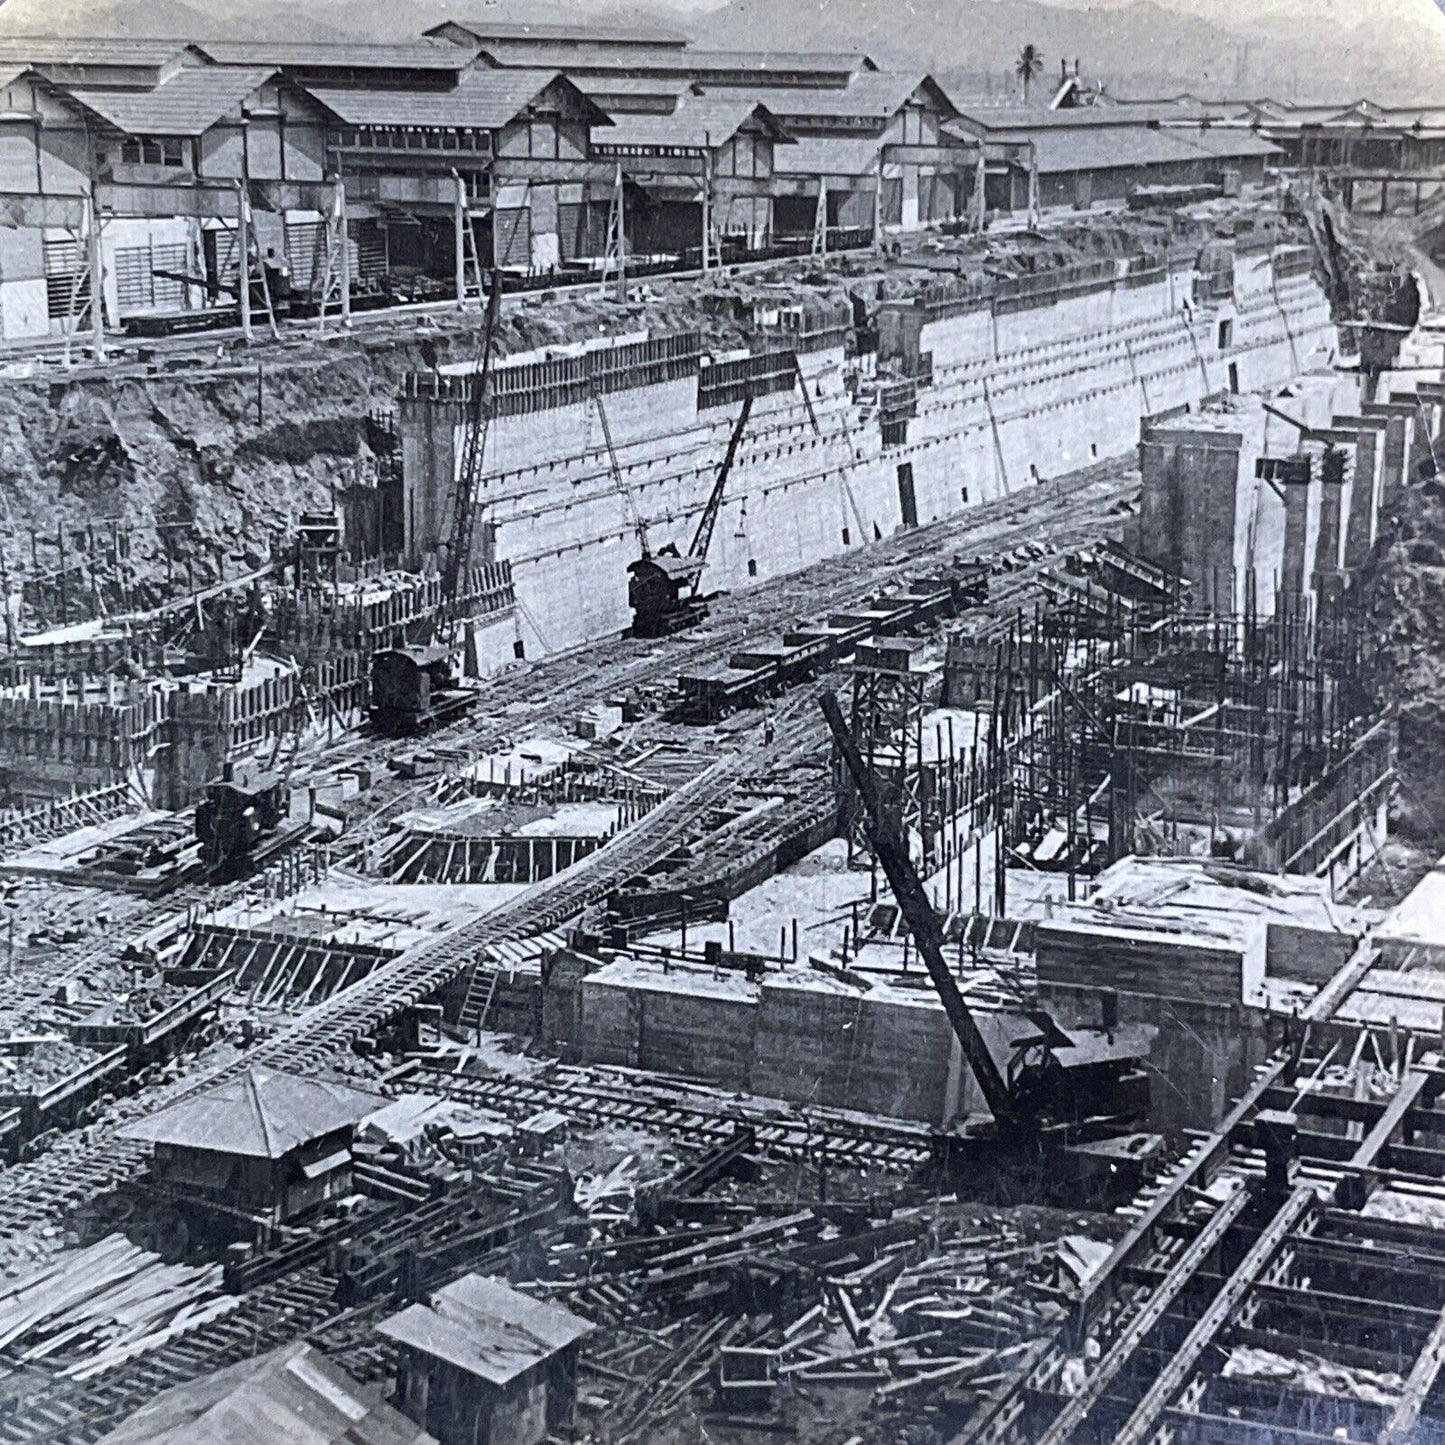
0 1264 341 1445
0 460 1139 1249
401 1058 937 1168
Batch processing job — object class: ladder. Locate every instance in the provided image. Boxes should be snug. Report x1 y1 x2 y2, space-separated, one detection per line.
811 184 828 258
458 965 501 1040
315 181 352 333
453 177 488 307
600 162 626 302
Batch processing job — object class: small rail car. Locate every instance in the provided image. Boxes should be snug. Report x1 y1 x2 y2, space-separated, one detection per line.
195 766 287 881
369 644 477 738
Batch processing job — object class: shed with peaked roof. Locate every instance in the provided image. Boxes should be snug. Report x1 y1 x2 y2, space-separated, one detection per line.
99 1340 434 1445
380 1273 594 1445
120 1066 383 1232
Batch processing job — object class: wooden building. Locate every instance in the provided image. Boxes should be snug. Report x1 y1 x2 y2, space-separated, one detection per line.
99 1340 434 1445
950 106 1277 214
716 73 974 240
380 1273 594 1445
590 94 792 258
118 1066 382 1236
305 66 611 276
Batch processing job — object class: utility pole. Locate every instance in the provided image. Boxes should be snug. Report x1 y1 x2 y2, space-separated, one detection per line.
975 147 987 232
85 188 105 362
454 170 467 309
1027 140 1040 229
236 181 252 343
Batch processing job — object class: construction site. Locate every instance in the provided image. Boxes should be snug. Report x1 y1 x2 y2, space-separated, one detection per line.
0 22 1437 1445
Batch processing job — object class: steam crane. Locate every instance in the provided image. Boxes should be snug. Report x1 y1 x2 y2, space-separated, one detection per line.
820 691 1158 1197
629 393 754 638
370 275 504 737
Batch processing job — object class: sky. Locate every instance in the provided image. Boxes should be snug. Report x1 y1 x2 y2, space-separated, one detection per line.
1 0 1440 103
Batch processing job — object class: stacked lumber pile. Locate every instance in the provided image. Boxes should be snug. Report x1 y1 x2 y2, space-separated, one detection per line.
515 1126 1115 1443
0 1233 234 1380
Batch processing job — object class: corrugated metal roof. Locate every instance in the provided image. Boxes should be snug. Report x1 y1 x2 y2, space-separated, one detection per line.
993 122 1277 175
305 68 608 131
0 37 191 66
955 102 1222 132
594 98 788 152
98 1341 433 1445
684 49 873 74
428 19 688 46
119 1067 382 1158
192 39 472 70
774 132 886 177
379 1274 594 1387
704 72 954 122
65 67 277 136
574 74 693 98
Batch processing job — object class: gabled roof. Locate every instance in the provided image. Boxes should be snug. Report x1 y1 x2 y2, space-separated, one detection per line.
305 67 610 131
119 1067 383 1158
63 66 278 137
0 37 194 67
98 1341 433 1445
379 1273 594 1387
191 39 473 72
704 72 957 124
594 97 791 153
426 19 689 48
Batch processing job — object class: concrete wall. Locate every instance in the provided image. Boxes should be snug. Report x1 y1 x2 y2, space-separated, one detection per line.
575 961 976 1124
1042 979 1270 1133
399 257 1338 655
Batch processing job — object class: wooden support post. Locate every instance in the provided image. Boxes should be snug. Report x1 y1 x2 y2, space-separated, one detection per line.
454 171 467 309
702 135 713 274
85 188 105 362
337 178 351 328
873 150 884 252
237 182 252 343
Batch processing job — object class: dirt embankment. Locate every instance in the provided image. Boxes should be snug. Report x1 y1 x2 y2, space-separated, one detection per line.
0 208 1252 609
1364 475 1445 848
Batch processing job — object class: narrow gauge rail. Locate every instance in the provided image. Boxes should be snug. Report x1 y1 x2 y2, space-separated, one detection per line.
398 1057 937 1168
0 462 1140 1244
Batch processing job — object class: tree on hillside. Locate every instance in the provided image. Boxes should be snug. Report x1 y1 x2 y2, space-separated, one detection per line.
1015 45 1044 103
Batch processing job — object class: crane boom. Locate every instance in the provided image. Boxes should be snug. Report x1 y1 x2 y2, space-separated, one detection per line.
593 382 650 557
819 690 1018 1128
443 272 503 617
689 394 752 563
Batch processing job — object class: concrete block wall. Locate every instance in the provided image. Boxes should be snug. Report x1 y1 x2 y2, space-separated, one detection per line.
750 981 956 1123
574 962 972 1126
1042 979 1269 1133
400 256 1341 655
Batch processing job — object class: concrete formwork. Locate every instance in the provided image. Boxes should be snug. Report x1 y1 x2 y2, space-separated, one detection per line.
399 255 1339 655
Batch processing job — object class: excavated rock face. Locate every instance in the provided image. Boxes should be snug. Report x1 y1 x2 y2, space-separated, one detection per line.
0 210 1270 608
1365 481 1445 839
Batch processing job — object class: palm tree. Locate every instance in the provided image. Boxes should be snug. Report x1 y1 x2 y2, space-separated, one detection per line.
1015 44 1044 103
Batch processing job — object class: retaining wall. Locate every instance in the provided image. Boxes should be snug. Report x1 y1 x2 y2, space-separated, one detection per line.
400 255 1339 655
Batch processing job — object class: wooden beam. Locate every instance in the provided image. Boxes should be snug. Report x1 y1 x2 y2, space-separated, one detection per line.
1112 1187 1316 1445
1032 1187 1252 1445
1379 1304 1445 1443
